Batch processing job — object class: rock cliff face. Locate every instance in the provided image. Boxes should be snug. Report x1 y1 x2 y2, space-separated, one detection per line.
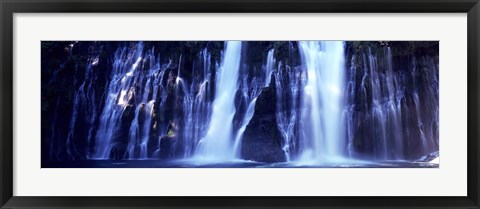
343 42 439 160
42 41 439 164
241 75 286 162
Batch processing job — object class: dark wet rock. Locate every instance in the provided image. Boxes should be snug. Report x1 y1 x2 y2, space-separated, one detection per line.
344 42 439 160
159 136 176 159
241 75 286 163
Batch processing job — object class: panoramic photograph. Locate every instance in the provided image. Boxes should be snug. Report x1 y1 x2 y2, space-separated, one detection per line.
41 41 439 168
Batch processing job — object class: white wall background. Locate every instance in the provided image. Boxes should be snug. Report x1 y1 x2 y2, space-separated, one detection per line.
13 13 467 196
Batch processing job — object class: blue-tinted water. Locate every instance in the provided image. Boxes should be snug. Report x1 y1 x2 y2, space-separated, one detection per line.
43 159 438 168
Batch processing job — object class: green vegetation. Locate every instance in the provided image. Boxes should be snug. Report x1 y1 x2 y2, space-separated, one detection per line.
167 129 175 137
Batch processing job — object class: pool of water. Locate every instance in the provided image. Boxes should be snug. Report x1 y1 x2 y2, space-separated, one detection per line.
43 159 439 168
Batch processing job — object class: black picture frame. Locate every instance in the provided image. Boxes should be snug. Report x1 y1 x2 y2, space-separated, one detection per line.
1 0 479 208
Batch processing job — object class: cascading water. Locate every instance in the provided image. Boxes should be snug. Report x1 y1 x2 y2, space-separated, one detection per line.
274 63 302 161
344 46 399 160
195 41 242 161
180 49 215 158
298 41 346 162
264 49 275 87
343 45 439 161
94 42 151 159
43 41 439 167
232 49 276 157
63 45 101 159
83 41 218 160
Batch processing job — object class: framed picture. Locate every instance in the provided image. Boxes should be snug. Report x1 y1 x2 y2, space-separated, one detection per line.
1 0 479 208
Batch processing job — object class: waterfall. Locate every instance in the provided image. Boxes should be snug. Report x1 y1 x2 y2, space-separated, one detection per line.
91 42 216 160
65 46 100 159
43 41 439 167
264 48 275 87
298 41 346 162
275 64 301 161
342 46 439 161
93 42 156 159
185 49 214 157
232 48 276 157
383 47 404 159
195 41 242 161
93 43 142 159
232 97 258 157
368 49 389 159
